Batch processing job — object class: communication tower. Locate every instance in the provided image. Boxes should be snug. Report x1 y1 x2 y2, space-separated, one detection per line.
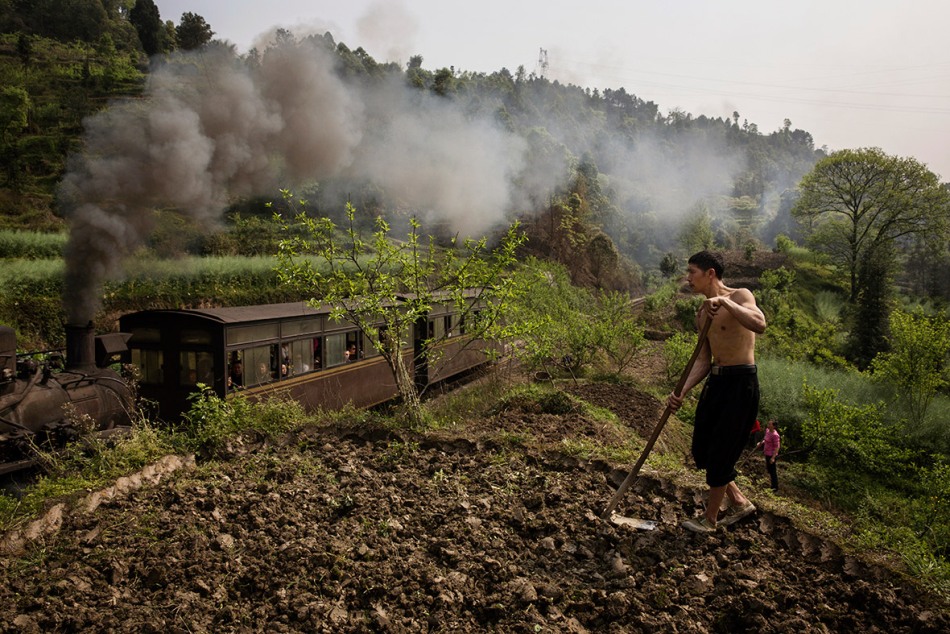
536 48 549 78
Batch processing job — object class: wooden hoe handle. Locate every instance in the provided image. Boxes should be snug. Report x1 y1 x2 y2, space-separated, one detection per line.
600 316 712 519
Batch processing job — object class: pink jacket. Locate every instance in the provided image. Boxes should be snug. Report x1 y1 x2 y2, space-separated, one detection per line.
762 428 780 457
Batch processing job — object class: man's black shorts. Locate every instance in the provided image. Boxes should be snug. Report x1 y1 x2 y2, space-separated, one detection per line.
692 368 760 488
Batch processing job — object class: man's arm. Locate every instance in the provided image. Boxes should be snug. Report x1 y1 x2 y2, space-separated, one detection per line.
709 288 766 334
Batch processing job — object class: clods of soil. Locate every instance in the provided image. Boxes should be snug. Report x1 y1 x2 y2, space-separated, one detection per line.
1 382 946 633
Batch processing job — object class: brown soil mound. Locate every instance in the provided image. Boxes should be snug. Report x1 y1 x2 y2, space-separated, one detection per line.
1 382 947 633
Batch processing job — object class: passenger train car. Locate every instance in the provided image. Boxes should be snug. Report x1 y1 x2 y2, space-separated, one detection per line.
119 294 493 422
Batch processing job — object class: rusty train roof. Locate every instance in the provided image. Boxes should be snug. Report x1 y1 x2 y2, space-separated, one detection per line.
121 290 485 327
122 302 334 325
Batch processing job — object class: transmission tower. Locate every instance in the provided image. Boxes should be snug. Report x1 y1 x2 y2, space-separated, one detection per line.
536 48 549 78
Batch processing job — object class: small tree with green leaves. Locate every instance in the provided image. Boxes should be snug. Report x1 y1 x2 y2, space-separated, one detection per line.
276 195 526 424
871 309 950 428
505 260 600 378
678 206 715 254
594 290 645 375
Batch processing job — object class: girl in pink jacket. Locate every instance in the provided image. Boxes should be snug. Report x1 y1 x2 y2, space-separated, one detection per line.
757 420 781 491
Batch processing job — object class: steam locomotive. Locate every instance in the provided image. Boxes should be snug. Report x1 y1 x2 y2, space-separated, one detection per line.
1 294 491 473
0 323 135 474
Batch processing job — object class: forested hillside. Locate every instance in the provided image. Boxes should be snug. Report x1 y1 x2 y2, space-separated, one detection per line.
1 0 821 273
0 0 210 229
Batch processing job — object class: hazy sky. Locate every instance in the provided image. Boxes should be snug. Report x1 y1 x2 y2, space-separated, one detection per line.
157 0 950 180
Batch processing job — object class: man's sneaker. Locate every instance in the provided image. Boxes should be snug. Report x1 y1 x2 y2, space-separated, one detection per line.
682 516 718 533
719 501 756 527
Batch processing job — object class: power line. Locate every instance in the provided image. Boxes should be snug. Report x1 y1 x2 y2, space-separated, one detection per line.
544 56 950 115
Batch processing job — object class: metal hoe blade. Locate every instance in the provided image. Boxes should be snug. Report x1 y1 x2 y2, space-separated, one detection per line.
608 513 657 531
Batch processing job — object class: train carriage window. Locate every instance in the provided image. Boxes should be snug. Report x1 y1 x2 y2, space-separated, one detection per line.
282 318 321 338
288 339 314 375
443 315 453 337
280 344 290 377
470 309 483 331
313 337 322 369
431 318 445 340
180 351 214 386
131 348 163 384
181 329 212 345
129 327 160 344
344 331 361 362
362 330 379 358
228 352 244 390
370 325 393 357
226 323 280 346
325 333 346 367
245 344 278 386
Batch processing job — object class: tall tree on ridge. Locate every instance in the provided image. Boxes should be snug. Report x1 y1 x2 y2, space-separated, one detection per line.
793 147 950 302
129 0 163 56
176 12 214 51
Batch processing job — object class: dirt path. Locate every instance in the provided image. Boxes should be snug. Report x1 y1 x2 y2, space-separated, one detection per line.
1 383 946 633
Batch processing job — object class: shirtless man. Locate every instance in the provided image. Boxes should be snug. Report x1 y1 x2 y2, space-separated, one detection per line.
667 250 767 532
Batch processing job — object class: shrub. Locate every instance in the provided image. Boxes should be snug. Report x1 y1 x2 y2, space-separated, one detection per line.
914 458 950 535
642 281 678 312
507 261 601 375
0 229 66 258
662 330 695 389
870 309 950 428
774 234 795 253
181 387 305 454
801 382 914 479
594 289 646 375
813 290 845 325
674 296 702 330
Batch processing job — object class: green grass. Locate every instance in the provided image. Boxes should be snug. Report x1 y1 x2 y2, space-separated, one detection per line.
0 257 63 282
813 289 845 324
785 460 950 597
0 230 67 259
121 254 285 279
424 373 509 429
0 421 175 532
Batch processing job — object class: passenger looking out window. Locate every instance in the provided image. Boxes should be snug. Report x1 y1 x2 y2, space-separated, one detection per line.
228 360 244 389
256 361 272 384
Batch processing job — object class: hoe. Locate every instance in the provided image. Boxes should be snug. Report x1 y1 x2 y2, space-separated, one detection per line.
601 315 712 530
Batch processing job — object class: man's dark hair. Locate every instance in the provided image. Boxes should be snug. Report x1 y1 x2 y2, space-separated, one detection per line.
688 250 725 279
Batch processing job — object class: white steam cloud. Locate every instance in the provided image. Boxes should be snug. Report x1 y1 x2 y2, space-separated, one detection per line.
602 126 747 220
58 41 525 323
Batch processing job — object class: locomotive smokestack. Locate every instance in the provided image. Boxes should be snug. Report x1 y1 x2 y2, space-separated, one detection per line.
65 322 96 372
